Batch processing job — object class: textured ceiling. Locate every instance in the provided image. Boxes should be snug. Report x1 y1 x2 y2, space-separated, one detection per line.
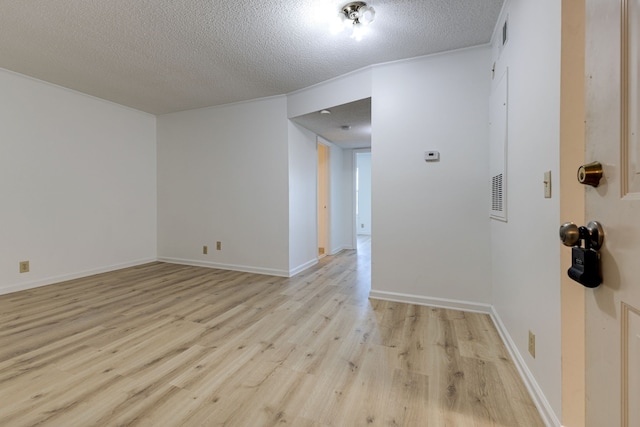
0 0 504 115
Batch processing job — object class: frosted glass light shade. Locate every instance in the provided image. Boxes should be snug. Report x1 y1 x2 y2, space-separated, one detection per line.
330 12 349 34
351 23 366 41
358 5 375 25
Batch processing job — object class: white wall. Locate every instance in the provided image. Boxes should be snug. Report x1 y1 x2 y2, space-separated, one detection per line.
344 149 357 251
330 145 354 254
356 152 372 235
156 96 291 276
288 123 319 274
490 0 562 424
0 68 157 295
370 47 493 309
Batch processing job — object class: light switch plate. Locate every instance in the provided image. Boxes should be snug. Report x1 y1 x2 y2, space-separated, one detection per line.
544 171 552 198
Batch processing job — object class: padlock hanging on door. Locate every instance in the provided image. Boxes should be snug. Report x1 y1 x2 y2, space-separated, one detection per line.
559 221 604 288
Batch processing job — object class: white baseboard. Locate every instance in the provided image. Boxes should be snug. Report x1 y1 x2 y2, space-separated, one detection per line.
368 289 560 427
2 256 315 296
289 258 318 277
158 257 290 277
0 257 157 296
330 245 351 255
368 289 493 314
490 307 561 427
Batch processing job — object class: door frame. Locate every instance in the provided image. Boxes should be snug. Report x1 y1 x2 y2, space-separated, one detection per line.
559 1 587 425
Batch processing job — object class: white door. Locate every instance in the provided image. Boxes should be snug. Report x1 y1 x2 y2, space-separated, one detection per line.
585 1 640 425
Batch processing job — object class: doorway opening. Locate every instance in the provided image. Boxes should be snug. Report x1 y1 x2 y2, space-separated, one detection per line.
354 150 371 256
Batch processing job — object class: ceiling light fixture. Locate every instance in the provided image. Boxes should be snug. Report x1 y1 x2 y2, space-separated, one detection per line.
332 2 376 41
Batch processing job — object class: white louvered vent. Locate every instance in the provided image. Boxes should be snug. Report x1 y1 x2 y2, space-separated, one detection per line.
492 173 503 212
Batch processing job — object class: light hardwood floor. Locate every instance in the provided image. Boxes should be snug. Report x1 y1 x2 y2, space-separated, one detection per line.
0 239 545 426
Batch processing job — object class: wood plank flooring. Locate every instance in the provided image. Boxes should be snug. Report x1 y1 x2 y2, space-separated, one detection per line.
0 239 545 426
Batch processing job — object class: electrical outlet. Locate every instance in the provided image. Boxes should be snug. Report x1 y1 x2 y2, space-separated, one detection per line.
528 330 536 358
19 261 29 273
216 241 222 251
203 245 208 255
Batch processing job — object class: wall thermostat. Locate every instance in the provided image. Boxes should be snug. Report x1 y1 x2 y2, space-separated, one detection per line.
424 151 440 162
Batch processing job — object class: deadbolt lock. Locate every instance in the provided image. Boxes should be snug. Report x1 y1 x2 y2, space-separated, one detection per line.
577 161 603 187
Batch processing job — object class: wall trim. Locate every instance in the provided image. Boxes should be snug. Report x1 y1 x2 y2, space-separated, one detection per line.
490 307 561 427
369 290 492 314
289 258 318 277
369 289 560 427
158 257 290 278
167 93 286 117
0 67 156 117
0 257 157 296
329 245 351 256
